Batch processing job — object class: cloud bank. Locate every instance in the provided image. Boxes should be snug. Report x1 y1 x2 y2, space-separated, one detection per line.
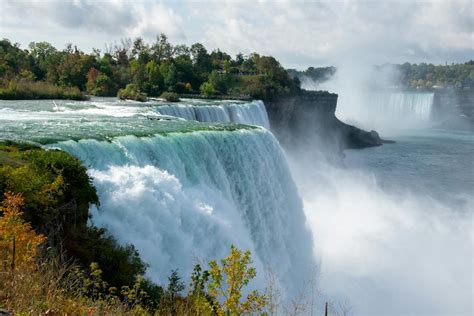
0 0 472 68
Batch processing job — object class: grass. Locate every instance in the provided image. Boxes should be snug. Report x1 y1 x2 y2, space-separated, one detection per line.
0 80 88 100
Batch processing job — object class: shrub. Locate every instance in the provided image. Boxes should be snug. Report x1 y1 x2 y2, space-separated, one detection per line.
117 83 147 102
0 80 88 100
200 81 216 97
0 192 46 272
0 142 146 291
160 91 180 102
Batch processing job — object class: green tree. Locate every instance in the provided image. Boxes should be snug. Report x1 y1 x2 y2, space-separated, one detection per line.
208 70 229 95
200 82 215 96
145 60 164 96
208 245 267 315
164 63 179 91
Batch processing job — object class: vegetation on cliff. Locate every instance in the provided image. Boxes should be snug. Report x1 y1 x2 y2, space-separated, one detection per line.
0 142 146 289
0 36 300 101
0 193 266 314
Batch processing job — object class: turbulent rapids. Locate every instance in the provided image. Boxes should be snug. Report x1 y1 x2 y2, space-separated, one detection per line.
0 97 314 295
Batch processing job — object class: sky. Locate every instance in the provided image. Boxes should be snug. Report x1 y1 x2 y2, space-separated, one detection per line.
0 0 472 69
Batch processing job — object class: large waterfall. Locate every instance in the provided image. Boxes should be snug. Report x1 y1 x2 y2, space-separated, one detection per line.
51 129 314 295
0 98 313 297
155 100 270 129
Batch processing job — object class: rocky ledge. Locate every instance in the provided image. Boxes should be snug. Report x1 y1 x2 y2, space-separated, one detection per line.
265 90 383 153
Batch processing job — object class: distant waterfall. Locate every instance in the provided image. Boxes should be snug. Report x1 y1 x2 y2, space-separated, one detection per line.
155 100 270 129
336 91 435 132
50 128 314 296
370 92 434 122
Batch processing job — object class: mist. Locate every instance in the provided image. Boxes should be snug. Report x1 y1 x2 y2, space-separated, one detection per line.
311 64 435 136
286 147 473 315
292 58 472 315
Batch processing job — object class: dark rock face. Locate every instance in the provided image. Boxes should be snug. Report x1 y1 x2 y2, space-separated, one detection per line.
265 90 382 157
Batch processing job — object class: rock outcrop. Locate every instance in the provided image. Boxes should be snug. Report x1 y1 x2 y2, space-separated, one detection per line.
265 90 383 156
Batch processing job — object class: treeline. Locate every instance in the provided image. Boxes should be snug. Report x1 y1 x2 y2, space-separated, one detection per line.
0 35 300 101
289 62 474 91
394 61 474 90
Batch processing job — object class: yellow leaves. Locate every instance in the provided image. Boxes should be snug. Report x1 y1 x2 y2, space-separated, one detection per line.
0 191 45 272
208 245 268 315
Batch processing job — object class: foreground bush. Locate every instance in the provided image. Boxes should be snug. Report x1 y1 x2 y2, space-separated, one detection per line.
0 197 266 315
0 142 146 290
117 83 147 102
0 80 88 100
0 202 145 313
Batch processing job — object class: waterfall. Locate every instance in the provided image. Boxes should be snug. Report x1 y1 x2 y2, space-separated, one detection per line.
155 100 270 129
1 97 314 296
49 128 314 295
336 91 435 132
370 92 434 122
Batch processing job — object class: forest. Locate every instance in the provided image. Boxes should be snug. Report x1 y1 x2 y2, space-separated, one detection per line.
2 34 471 103
0 35 300 101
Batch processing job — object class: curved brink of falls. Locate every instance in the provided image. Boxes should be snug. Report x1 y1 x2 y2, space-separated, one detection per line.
155 100 270 129
50 128 314 295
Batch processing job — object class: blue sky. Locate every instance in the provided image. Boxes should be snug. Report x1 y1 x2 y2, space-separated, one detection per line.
1 0 472 69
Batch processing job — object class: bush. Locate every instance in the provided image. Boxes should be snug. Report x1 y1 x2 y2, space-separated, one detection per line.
200 82 216 97
0 142 146 291
160 91 180 102
0 80 88 100
117 83 147 102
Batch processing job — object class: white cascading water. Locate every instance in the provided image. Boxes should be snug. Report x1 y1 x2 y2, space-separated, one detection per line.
50 128 314 296
155 100 270 129
370 92 434 121
335 91 435 133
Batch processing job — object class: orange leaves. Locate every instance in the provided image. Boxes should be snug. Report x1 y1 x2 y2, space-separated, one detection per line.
0 191 45 271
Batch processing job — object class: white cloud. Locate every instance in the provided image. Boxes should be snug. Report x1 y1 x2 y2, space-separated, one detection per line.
188 0 473 67
0 0 184 49
0 0 472 67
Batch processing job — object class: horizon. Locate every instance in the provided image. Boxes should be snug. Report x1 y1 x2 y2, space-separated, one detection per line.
1 0 472 69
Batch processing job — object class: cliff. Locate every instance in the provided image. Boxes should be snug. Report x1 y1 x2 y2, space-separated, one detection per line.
265 90 383 155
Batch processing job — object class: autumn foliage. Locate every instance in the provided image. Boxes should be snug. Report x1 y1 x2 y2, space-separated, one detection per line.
0 191 45 272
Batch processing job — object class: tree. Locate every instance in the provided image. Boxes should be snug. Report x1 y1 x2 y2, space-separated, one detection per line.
207 70 229 94
190 43 212 81
145 60 164 96
152 34 173 63
86 67 116 96
164 63 178 91
161 269 185 315
200 82 215 97
208 245 267 315
0 192 45 272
